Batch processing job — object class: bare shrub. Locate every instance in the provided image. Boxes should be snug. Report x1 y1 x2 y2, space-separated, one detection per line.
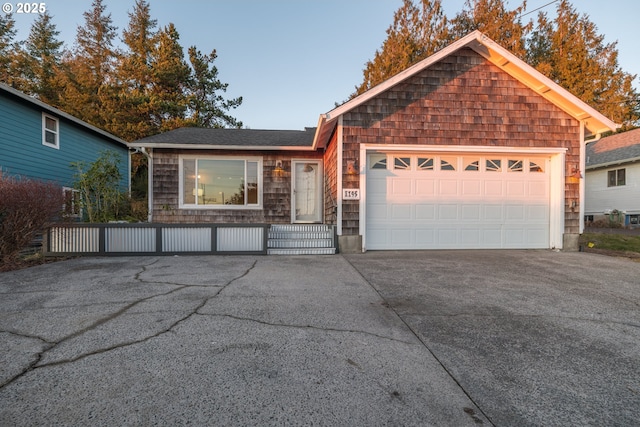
0 172 63 271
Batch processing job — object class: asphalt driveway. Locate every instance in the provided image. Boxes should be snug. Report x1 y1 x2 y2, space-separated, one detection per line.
0 250 638 426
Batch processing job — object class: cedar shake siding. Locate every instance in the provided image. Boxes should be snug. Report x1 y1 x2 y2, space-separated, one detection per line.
152 149 322 224
322 130 339 225
340 48 582 236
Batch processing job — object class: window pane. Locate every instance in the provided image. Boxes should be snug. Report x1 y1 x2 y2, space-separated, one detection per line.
441 157 456 171
617 169 626 186
45 130 56 145
369 154 387 169
529 161 544 172
183 159 196 204
486 159 501 172
199 159 244 205
45 116 57 132
247 161 258 204
464 157 479 171
608 170 616 187
508 160 523 172
417 157 434 170
394 157 411 170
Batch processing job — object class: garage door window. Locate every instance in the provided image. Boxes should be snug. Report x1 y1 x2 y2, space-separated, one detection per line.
369 154 387 170
464 158 480 171
394 157 411 170
508 160 524 172
486 159 502 172
441 157 456 171
418 158 434 170
530 161 544 172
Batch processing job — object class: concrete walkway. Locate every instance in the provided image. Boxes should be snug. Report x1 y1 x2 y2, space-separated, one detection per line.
0 251 638 426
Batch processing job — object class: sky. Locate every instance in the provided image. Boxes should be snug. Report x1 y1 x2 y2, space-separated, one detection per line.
6 0 640 130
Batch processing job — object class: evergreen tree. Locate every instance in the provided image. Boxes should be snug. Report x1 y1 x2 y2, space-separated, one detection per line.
61 0 119 128
186 46 243 128
113 0 158 140
149 23 191 131
353 0 449 96
0 14 17 84
449 0 531 57
13 12 64 105
526 0 639 127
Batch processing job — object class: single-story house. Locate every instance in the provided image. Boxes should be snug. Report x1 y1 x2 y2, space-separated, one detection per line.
585 128 640 227
0 83 130 216
130 30 618 253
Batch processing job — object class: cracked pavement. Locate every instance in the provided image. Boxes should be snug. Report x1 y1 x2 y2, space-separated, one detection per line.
0 251 639 426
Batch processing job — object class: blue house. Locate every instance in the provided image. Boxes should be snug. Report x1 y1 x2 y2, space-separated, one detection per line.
0 83 130 215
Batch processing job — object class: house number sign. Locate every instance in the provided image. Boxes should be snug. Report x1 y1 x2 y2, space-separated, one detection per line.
342 189 360 200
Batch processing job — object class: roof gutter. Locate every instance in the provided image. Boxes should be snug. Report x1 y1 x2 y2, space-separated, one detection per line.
586 155 640 171
127 143 318 151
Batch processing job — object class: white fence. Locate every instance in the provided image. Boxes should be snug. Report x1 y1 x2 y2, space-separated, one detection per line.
45 223 268 256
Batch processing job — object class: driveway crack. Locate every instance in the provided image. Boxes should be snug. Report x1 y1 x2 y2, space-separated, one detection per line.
0 260 257 390
203 312 415 345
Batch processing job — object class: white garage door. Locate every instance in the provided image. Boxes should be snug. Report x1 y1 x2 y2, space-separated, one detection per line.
366 153 550 249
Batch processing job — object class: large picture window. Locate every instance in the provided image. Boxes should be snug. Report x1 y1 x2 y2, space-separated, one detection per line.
181 157 261 208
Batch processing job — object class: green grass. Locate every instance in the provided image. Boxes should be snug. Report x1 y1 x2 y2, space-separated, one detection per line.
580 232 640 253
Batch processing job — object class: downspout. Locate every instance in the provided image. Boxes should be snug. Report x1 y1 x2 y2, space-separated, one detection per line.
336 116 343 237
134 147 153 223
580 127 603 233
579 123 586 233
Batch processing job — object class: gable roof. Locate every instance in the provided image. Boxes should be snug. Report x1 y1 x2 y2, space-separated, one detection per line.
130 127 317 150
0 83 128 148
586 128 640 169
314 30 619 148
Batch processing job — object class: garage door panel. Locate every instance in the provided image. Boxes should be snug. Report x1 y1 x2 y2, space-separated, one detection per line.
415 229 435 245
506 181 526 197
416 179 436 195
391 204 412 220
529 181 548 197
462 180 482 196
392 179 412 195
439 180 458 195
483 205 503 221
505 205 525 221
438 229 458 245
415 204 436 220
462 205 481 220
366 153 551 250
528 205 549 222
438 204 458 220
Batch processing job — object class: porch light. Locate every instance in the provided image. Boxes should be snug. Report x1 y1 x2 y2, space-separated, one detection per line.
273 160 285 175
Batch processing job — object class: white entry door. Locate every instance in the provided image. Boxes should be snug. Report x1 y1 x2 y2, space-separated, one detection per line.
292 160 323 223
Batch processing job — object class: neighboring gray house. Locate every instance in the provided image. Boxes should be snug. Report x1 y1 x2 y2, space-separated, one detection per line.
585 128 640 227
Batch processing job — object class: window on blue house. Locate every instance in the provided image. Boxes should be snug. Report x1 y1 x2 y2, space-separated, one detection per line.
63 187 81 217
42 113 59 149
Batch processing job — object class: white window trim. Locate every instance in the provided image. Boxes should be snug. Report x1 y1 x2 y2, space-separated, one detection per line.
178 155 263 210
62 187 81 218
42 113 59 149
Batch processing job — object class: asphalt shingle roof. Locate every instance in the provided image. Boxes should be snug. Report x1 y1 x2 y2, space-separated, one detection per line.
586 128 640 168
133 127 317 147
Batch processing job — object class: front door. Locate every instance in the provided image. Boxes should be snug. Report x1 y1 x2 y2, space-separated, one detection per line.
292 160 323 223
